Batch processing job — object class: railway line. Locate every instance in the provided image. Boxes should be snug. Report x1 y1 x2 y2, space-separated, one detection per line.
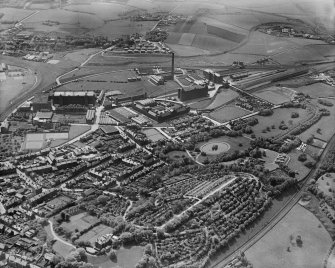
209 132 335 268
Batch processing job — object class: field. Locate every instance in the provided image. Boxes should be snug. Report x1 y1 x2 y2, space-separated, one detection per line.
200 142 230 155
317 173 335 200
88 246 144 268
196 136 250 163
209 105 251 123
287 150 312 181
60 212 100 233
78 224 114 244
0 66 36 114
294 83 335 98
69 125 91 139
251 107 310 138
254 89 292 105
299 99 335 142
206 88 239 109
142 128 166 142
62 71 180 98
24 132 69 150
245 204 332 268
261 149 279 171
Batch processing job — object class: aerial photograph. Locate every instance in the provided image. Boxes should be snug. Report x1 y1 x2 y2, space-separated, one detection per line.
0 0 335 267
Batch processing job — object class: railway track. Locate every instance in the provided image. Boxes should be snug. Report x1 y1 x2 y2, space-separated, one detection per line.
209 132 335 268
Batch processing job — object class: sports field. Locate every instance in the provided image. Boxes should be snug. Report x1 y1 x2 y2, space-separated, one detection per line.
295 83 335 98
246 204 332 268
88 246 144 268
60 212 100 233
24 132 69 150
200 142 230 155
78 224 114 244
209 105 251 123
254 90 291 105
142 128 166 142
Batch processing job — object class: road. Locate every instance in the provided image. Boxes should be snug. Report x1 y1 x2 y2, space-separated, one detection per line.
55 46 115 85
160 176 237 229
210 132 335 268
47 220 75 249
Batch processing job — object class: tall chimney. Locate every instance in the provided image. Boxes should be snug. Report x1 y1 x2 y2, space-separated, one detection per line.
171 52 175 80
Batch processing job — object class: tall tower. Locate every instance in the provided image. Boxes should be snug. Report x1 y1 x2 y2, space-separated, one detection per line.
171 52 175 80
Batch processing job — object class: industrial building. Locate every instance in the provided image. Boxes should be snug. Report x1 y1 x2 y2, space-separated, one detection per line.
50 91 96 106
132 99 190 122
85 110 96 124
178 85 209 101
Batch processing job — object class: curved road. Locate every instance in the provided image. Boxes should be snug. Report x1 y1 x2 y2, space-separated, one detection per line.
48 220 76 249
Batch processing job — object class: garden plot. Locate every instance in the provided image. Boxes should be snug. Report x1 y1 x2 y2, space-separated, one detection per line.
246 204 332 268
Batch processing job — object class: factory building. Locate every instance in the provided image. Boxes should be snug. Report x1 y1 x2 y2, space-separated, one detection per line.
178 85 209 101
51 91 96 106
85 109 96 124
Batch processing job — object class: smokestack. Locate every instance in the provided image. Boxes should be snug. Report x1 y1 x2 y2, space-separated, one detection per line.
171 52 175 80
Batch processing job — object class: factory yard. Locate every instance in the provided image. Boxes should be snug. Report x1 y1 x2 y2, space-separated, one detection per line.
246 204 332 268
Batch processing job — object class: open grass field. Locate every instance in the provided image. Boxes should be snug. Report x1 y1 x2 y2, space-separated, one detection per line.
24 132 69 151
0 7 34 23
78 224 114 244
287 150 312 181
253 87 292 104
209 105 251 123
251 107 310 138
299 99 335 142
317 173 335 200
60 212 100 233
206 88 239 109
142 128 166 142
245 204 332 268
200 141 230 155
196 136 250 163
295 83 335 98
0 66 36 114
69 125 91 139
261 149 279 171
88 246 144 268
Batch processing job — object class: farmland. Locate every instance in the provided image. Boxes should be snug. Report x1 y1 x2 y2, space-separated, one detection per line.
0 66 36 114
246 204 332 268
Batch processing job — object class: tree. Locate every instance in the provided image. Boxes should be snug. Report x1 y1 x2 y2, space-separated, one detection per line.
109 250 117 261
